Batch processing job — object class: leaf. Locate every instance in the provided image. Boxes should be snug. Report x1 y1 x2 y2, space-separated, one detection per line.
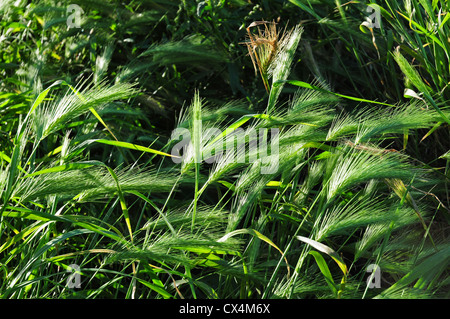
396 11 446 50
289 0 322 20
46 145 63 157
439 151 450 160
216 180 236 192
127 190 176 236
22 161 103 178
439 12 450 29
208 113 270 146
5 229 93 295
420 121 443 142
309 250 338 296
2 207 68 222
29 81 63 116
377 246 450 296
204 112 280 160
171 246 238 256
296 236 348 276
265 181 290 187
135 278 173 299
393 50 450 125
17 80 63 137
0 150 25 173
281 80 397 108
63 82 120 140
46 249 116 262
106 167 133 242
404 88 424 101
219 228 290 276
0 223 44 254
89 107 118 141
95 139 177 158
1 207 125 243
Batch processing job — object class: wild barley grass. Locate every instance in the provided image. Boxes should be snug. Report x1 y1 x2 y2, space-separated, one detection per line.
0 0 448 300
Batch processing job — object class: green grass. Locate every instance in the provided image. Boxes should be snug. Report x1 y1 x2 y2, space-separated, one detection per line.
0 0 448 299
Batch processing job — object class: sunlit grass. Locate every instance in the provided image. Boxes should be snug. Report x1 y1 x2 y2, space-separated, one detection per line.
0 0 448 299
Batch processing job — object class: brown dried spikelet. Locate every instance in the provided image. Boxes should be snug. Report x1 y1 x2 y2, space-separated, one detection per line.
242 21 290 93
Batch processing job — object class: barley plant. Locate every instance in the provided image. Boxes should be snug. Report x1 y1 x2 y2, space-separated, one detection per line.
0 0 448 299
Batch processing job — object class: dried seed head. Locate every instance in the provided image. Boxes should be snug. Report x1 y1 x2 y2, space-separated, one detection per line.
242 21 292 93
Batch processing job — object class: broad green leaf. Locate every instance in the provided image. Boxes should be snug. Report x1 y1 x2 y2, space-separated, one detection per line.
0 223 44 254
296 235 348 276
439 12 450 29
309 250 338 296
29 81 62 115
0 151 25 173
136 278 173 299
217 180 236 192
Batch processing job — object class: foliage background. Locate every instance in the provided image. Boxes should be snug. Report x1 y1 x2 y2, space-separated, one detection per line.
0 0 448 299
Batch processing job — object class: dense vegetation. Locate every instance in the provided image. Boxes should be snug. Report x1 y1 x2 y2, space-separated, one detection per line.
0 0 448 299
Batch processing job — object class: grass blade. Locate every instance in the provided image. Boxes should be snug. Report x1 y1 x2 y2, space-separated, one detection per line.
95 139 177 158
309 250 338 297
281 80 397 107
393 50 450 124
296 236 347 277
22 162 102 178
219 228 290 276
106 167 133 242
